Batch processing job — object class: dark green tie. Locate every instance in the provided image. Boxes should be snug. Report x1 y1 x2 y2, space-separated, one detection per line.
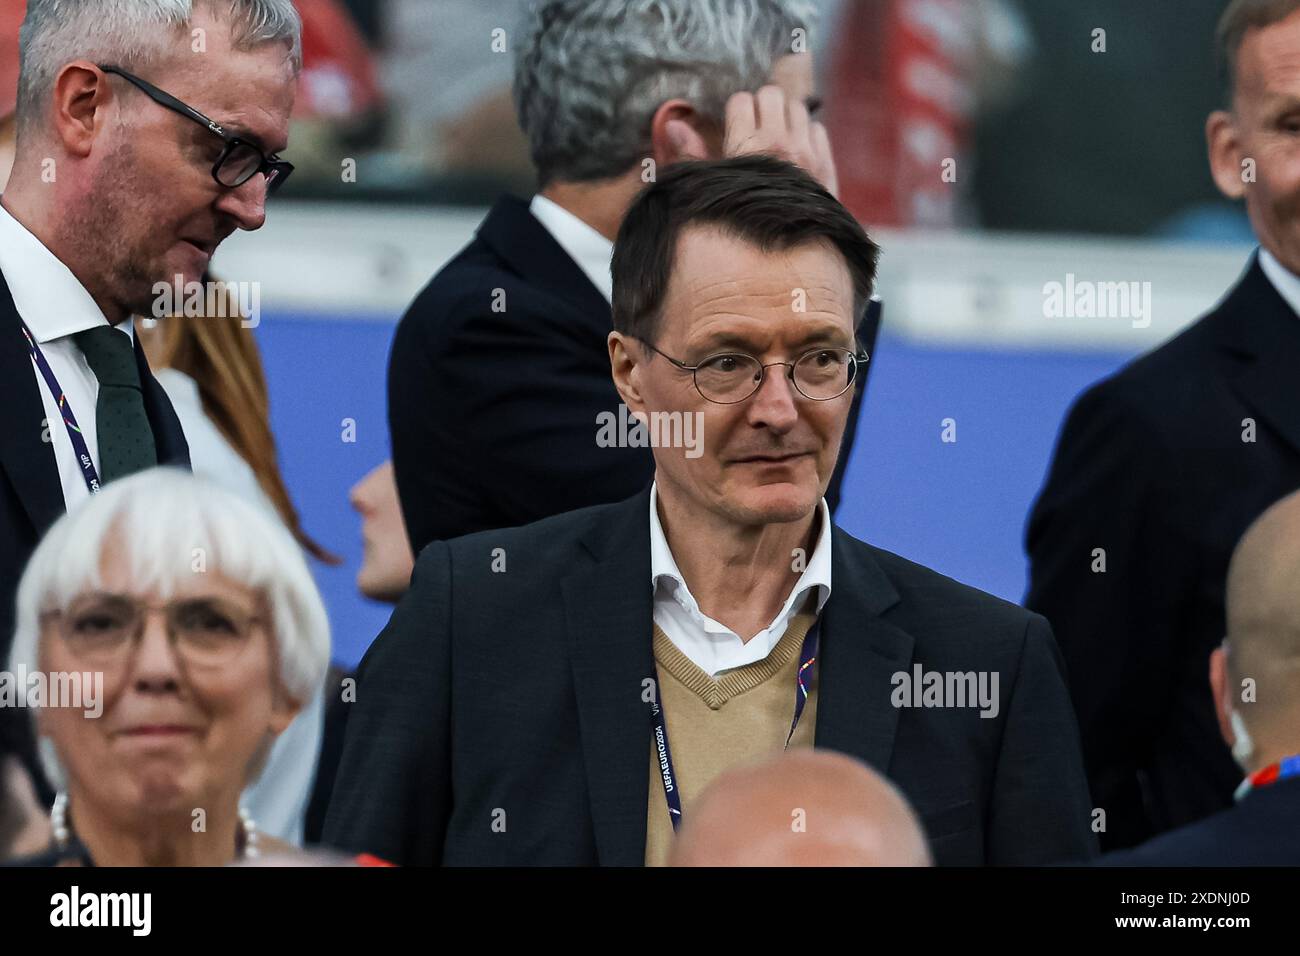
73 325 157 483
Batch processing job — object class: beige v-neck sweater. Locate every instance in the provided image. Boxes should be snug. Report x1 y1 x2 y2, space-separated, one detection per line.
644 610 819 866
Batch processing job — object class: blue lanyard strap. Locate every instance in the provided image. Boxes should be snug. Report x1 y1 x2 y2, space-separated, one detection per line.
1234 752 1300 802
650 617 821 831
19 319 101 494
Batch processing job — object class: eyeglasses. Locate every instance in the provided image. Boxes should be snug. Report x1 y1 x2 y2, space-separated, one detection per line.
98 64 294 194
638 341 869 404
46 593 264 668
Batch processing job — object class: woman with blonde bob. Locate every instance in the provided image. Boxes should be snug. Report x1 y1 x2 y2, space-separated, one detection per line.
6 469 330 866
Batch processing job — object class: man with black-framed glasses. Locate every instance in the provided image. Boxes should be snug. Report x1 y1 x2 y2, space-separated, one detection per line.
326 156 1097 868
96 64 294 196
0 0 303 841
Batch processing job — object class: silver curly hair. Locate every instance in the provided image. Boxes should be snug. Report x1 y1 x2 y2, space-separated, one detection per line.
514 0 820 186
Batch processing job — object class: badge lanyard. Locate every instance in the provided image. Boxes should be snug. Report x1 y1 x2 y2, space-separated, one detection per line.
650 618 820 831
19 319 101 494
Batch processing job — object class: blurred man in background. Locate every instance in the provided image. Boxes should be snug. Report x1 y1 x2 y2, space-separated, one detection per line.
1100 489 1300 865
670 750 932 866
388 0 854 556
1026 0 1300 849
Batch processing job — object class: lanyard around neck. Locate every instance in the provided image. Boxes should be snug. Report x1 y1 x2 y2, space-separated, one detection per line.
20 318 102 494
1234 753 1300 801
650 618 821 831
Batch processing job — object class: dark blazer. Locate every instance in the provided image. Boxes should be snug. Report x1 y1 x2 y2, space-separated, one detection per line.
0 267 190 799
324 486 1096 866
1096 776 1300 867
387 195 864 555
1025 255 1300 850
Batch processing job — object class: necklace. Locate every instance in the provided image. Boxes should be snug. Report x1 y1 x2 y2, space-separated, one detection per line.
51 791 260 862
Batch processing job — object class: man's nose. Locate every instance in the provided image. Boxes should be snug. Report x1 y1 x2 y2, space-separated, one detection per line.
746 364 800 432
129 611 184 691
215 174 269 232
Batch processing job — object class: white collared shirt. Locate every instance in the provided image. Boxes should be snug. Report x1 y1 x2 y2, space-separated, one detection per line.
528 193 614 303
1258 248 1300 318
152 368 274 517
649 482 833 678
0 201 134 510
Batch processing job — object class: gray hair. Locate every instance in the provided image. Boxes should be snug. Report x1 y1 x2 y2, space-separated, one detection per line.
16 0 302 132
8 467 330 789
514 0 819 185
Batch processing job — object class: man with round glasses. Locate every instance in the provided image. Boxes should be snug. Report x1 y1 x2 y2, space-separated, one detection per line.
326 156 1097 868
636 340 867 405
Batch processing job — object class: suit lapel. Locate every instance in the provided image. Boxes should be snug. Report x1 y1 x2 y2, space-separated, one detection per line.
0 268 65 535
477 196 612 327
562 485 655 865
814 531 913 774
1219 256 1300 458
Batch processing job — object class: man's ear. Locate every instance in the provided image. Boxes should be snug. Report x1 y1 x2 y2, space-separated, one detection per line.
51 61 112 160
1207 110 1248 201
651 99 718 167
1209 643 1235 749
608 331 646 411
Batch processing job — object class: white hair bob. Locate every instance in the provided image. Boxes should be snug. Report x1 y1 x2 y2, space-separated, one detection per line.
8 467 330 784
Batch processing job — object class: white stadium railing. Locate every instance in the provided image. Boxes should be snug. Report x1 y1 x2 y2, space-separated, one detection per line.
212 202 1256 352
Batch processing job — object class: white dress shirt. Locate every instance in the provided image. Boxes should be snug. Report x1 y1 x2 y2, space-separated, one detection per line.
0 201 133 509
153 366 324 844
649 483 833 678
1258 248 1300 318
528 194 614 303
153 369 278 519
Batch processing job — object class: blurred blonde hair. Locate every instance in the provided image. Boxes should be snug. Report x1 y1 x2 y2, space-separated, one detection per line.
151 291 339 564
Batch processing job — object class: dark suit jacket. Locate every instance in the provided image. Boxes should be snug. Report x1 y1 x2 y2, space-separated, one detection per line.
1096 776 1300 866
388 195 864 555
0 266 190 800
325 486 1096 866
1025 255 1300 850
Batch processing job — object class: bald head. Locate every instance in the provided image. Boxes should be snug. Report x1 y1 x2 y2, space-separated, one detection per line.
1220 489 1300 757
669 750 932 867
